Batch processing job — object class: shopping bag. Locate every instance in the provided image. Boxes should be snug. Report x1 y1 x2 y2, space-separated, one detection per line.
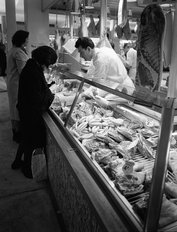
31 148 48 182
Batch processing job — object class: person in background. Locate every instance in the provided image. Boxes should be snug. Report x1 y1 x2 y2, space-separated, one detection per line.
122 42 137 82
75 37 135 99
0 42 7 77
6 30 29 143
11 46 57 179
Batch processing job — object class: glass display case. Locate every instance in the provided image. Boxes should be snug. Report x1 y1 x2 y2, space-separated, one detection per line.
44 70 177 232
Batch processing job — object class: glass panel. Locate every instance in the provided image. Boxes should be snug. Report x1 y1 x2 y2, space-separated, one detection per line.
57 79 161 226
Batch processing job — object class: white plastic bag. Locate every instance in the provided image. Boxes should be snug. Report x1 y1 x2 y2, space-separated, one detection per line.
31 148 47 182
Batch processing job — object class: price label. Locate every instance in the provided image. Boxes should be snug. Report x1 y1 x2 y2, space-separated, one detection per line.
122 160 134 175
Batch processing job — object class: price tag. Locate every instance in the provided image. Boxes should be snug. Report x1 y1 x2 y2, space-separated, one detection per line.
122 160 134 175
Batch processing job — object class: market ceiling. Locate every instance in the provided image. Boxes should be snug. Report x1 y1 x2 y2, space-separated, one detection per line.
45 0 144 18
43 0 175 19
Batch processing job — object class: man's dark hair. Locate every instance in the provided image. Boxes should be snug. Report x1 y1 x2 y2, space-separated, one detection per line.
75 37 95 49
32 46 57 68
12 30 29 47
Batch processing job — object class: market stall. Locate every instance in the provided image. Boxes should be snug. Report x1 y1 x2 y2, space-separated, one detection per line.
43 69 177 232
42 1 177 232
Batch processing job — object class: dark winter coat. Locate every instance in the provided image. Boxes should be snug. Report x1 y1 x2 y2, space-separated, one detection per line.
17 58 54 148
0 48 6 76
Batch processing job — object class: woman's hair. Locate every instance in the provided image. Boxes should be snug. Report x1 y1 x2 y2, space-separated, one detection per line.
32 46 57 68
75 37 95 49
12 30 29 47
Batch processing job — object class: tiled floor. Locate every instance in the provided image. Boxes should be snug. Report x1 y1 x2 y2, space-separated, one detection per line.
0 77 63 232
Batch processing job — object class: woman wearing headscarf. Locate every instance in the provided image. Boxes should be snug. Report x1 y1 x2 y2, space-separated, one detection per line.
11 46 57 178
6 30 29 143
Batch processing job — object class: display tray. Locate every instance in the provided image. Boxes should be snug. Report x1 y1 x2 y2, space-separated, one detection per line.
50 98 177 230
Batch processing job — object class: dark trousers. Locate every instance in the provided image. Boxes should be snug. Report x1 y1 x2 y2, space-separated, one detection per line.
15 142 34 169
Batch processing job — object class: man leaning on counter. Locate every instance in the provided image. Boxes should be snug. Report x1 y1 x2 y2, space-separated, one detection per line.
75 37 135 102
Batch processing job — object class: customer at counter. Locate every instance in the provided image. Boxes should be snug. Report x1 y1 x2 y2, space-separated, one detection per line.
6 30 29 143
11 46 57 178
75 37 135 100
0 42 7 78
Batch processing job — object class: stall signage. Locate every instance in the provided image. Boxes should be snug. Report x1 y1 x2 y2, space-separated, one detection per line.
138 0 176 5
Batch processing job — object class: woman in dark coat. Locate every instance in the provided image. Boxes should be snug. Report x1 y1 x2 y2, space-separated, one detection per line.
0 42 7 77
11 46 57 178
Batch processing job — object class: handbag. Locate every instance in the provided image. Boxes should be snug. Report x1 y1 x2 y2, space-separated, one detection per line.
31 148 47 182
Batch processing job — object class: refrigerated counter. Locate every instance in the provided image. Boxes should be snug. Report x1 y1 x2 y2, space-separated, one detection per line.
43 70 177 232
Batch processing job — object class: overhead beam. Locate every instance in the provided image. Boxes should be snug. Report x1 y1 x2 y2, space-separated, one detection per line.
41 0 59 12
49 9 71 15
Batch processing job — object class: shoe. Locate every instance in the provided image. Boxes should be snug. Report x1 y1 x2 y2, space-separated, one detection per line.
11 160 24 170
21 166 33 179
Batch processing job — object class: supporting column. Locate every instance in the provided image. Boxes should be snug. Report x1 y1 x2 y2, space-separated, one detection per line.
69 14 74 39
24 0 49 55
1 16 7 44
5 0 17 51
100 0 107 38
168 2 177 97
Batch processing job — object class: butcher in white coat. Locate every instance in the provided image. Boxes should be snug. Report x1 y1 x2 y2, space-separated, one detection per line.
75 37 135 100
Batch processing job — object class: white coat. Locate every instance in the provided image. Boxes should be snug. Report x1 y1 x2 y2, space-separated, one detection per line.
126 47 137 81
6 47 29 121
86 47 135 98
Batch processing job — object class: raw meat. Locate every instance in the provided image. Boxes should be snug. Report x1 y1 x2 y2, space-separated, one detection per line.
163 10 173 67
165 182 177 198
117 0 127 27
115 25 123 39
168 150 177 179
95 16 100 36
123 19 131 40
88 15 96 37
135 4 165 91
78 15 88 37
115 171 145 196
159 195 177 227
